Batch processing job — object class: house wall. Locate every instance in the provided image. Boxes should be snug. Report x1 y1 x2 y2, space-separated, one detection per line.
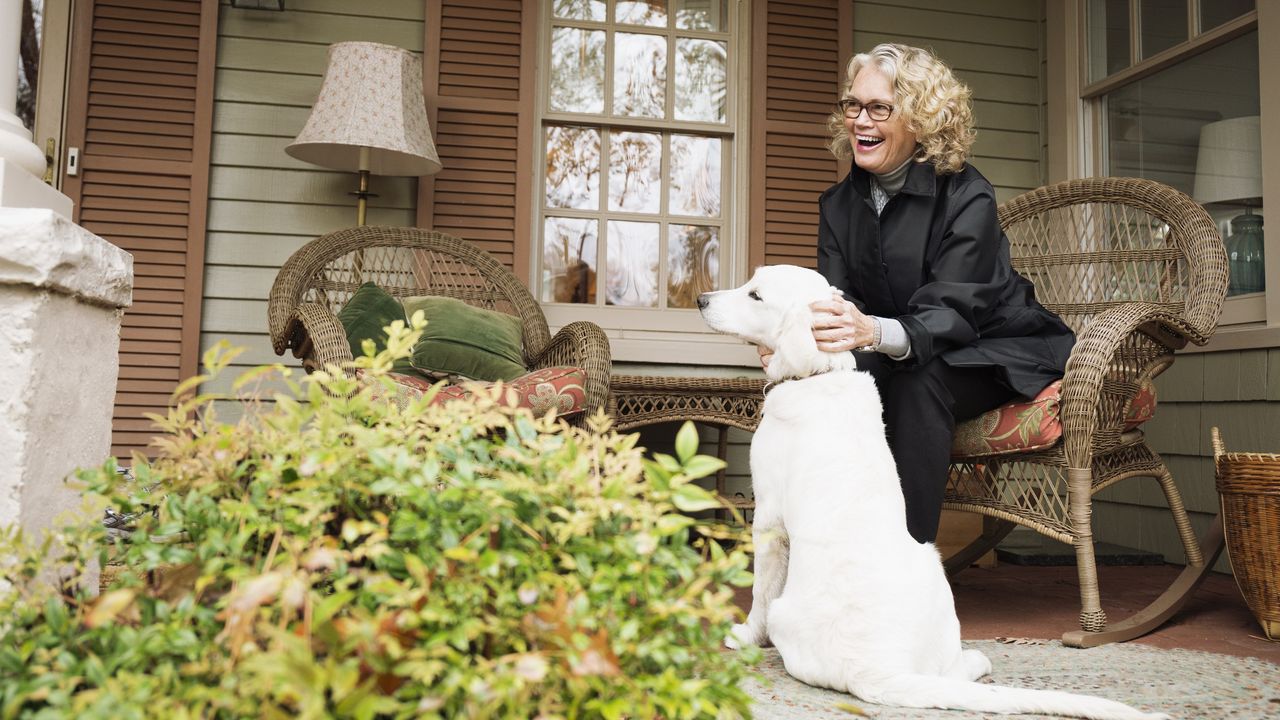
200 1 424 411
1094 350 1276 572
196 1 1092 541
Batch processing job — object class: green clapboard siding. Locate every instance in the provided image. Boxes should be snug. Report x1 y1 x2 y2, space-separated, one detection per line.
200 3 424 381
1094 349 1280 572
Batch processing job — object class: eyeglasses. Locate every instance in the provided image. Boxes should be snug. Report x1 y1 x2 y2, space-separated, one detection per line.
836 99 894 121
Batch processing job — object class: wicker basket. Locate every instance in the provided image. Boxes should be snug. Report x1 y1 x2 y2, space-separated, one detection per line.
1211 427 1280 640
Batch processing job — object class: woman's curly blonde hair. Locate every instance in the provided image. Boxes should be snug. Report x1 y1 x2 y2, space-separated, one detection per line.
828 43 976 175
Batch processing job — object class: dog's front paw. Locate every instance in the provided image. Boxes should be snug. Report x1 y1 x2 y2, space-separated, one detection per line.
725 623 759 650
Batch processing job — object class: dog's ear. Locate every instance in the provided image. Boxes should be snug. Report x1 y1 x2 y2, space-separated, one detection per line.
767 304 827 382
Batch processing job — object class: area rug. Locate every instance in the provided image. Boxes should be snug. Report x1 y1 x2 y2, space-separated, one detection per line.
742 640 1280 719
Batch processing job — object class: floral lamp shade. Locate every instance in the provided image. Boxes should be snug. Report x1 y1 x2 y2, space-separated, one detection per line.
286 41 441 177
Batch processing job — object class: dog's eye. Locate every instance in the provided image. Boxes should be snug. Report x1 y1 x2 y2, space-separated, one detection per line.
748 290 762 301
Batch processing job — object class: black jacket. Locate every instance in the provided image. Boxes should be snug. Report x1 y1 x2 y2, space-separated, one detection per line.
817 161 1075 399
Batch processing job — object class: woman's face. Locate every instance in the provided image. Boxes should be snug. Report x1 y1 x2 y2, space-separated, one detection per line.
844 66 917 175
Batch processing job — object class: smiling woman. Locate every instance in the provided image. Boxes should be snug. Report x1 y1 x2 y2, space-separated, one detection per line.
803 43 1076 545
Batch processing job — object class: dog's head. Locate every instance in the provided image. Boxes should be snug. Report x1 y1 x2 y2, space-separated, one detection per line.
698 265 858 382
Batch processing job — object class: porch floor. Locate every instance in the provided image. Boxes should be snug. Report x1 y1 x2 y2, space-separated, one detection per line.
734 563 1280 663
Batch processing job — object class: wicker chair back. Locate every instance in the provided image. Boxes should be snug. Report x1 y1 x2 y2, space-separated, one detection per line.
999 177 1227 341
268 226 553 364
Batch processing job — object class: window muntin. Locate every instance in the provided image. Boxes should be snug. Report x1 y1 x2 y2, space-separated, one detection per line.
1088 6 1262 301
540 0 733 311
1139 0 1187 59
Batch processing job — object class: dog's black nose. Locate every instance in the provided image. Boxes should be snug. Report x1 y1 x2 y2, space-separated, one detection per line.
696 293 709 310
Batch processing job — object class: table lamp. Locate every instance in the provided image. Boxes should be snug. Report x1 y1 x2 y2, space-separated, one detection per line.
1193 115 1263 295
286 41 442 226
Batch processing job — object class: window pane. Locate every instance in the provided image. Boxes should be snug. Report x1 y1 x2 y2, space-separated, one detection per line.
668 224 719 308
669 134 721 217
606 221 659 307
614 33 666 118
1088 0 1131 81
545 125 601 210
1200 0 1253 33
550 27 605 113
608 131 662 212
543 217 599 304
617 0 667 27
1140 0 1186 60
553 0 606 21
1103 32 1260 296
675 38 727 123
676 0 727 31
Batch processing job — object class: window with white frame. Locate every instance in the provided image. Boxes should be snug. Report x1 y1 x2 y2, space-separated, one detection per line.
1085 0 1262 314
537 0 735 317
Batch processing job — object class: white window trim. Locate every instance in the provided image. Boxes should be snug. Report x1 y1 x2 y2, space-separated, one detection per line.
533 0 757 367
1055 1 1277 346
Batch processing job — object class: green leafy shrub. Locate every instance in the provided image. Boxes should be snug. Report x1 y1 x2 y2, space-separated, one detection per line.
0 318 758 719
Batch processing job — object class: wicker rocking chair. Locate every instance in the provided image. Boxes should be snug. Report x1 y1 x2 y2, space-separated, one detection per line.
267 226 612 421
943 177 1230 647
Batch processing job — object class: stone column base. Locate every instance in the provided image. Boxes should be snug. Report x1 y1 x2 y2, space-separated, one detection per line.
0 208 131 570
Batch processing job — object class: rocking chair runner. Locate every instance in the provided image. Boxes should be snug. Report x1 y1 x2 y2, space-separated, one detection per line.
943 177 1229 647
267 226 612 422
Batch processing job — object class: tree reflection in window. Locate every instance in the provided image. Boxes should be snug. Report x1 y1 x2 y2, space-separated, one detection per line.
542 1 730 308
668 225 718 308
607 221 659 307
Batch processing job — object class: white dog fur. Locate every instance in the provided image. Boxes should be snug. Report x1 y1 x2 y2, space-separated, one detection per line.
698 265 1169 720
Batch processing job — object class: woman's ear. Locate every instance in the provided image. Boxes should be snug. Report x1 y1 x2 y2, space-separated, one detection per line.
767 304 826 381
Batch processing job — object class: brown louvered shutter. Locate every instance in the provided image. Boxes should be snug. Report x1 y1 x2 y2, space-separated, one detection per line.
749 0 851 269
420 0 536 279
61 0 217 458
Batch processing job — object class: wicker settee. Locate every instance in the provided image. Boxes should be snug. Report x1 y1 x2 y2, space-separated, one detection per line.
267 226 612 420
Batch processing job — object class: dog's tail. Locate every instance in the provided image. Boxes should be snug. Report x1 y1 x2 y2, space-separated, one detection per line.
850 673 1169 720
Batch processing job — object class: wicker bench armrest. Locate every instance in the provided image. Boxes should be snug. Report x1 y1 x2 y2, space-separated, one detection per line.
527 320 612 416
284 302 354 373
1059 302 1198 465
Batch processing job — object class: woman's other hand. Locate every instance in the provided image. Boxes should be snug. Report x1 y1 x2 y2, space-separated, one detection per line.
757 343 774 370
811 293 876 351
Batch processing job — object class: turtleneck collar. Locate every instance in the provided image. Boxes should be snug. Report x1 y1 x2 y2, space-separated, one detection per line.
872 156 915 197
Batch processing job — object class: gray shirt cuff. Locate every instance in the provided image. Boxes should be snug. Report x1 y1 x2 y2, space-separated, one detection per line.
874 317 913 360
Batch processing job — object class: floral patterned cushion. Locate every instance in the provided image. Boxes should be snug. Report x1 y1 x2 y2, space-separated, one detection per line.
361 366 588 418
951 379 1158 458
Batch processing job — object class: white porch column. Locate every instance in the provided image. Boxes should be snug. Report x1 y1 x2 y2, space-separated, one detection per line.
0 208 131 548
0 0 73 217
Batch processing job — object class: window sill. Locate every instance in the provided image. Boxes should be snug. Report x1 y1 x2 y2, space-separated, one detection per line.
1183 322 1280 353
543 304 761 366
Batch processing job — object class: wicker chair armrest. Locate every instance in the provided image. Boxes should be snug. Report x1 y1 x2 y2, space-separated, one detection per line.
1059 301 1195 465
268 263 320 357
285 302 354 373
527 320 612 416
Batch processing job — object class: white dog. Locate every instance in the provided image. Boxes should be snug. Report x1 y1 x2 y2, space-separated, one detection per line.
698 265 1169 720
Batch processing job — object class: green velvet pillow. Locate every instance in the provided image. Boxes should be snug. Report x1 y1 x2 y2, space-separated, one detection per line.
402 295 526 382
337 282 408 360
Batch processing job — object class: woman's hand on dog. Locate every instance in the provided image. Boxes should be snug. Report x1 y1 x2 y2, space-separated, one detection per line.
757 343 774 370
810 293 876 351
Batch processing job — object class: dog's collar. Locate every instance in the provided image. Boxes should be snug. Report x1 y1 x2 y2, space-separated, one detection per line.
764 366 837 392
